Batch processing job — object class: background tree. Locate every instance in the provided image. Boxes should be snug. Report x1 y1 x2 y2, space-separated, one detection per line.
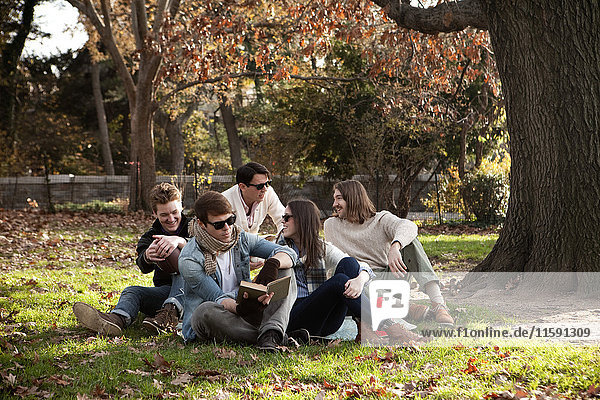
66 0 182 210
0 0 40 158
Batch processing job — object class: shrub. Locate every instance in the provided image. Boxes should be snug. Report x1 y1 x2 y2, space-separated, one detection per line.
461 167 508 223
54 199 126 214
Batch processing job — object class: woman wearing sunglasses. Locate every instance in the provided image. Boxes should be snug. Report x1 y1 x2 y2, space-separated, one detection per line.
277 199 386 343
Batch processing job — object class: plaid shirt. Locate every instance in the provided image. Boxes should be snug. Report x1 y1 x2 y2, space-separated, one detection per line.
280 237 374 299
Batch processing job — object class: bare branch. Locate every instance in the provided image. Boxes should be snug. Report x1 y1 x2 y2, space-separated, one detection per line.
371 0 488 33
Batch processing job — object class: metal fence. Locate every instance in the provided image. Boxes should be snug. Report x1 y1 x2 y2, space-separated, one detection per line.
0 174 464 223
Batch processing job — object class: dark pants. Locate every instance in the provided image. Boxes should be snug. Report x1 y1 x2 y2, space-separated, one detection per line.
287 257 371 336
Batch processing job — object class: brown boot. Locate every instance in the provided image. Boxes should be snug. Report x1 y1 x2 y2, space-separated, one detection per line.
407 303 430 322
353 318 386 346
143 303 179 334
73 302 126 336
430 303 454 326
385 322 429 345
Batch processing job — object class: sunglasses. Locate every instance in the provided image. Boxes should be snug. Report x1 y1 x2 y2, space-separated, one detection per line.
246 180 272 190
282 214 293 222
206 214 236 230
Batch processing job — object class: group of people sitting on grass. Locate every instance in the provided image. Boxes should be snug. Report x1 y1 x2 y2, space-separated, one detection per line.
73 162 454 351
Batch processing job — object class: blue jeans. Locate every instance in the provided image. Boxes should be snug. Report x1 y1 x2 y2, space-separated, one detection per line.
112 274 184 326
287 257 371 336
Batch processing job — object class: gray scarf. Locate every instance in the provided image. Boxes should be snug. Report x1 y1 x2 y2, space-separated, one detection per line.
189 217 240 275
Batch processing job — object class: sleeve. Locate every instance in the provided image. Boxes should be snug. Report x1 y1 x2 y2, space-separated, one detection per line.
247 233 297 265
266 187 286 233
136 228 157 274
324 242 375 280
380 212 418 249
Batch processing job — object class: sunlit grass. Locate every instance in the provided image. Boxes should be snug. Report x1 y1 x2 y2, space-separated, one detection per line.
1 220 598 399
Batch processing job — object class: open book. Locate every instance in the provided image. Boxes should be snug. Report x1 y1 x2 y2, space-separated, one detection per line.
236 275 291 303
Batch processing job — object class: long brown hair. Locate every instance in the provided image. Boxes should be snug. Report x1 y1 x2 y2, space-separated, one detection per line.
333 180 376 224
285 199 325 270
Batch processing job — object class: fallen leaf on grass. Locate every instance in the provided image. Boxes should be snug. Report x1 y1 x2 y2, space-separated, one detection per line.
141 352 172 374
171 373 194 386
213 347 236 359
196 369 226 382
587 384 600 396
123 369 152 377
48 374 73 386
1 371 16 386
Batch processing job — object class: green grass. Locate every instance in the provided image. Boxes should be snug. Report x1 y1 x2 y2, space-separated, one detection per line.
1 214 598 399
420 233 498 270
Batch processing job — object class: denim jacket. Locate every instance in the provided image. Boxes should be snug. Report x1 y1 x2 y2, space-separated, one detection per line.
179 231 297 342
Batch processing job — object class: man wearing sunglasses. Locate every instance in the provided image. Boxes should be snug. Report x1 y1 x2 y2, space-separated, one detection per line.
222 162 285 235
179 191 305 351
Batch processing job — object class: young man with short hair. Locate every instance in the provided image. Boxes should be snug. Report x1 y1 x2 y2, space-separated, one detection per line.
179 191 302 351
73 183 190 335
323 180 454 327
222 162 285 235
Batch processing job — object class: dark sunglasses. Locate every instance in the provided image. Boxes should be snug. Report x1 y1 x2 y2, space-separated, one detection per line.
282 214 293 222
206 214 236 230
246 180 272 190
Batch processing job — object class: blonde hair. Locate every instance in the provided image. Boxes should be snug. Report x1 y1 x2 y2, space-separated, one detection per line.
149 183 182 213
333 180 376 224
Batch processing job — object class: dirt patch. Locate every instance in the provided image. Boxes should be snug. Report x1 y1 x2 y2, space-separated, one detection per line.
431 271 600 344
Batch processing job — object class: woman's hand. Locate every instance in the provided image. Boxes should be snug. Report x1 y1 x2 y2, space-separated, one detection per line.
343 271 370 299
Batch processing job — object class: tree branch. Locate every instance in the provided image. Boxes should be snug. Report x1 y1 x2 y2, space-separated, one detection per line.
371 0 488 33
67 0 137 104
156 72 367 108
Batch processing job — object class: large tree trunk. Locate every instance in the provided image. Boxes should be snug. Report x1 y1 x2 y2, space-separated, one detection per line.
218 95 243 170
471 1 600 286
91 61 115 175
371 0 600 294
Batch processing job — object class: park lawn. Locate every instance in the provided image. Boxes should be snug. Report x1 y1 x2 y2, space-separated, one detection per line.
420 233 499 270
1 211 599 399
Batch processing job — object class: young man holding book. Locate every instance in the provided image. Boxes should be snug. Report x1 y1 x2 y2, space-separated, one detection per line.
179 191 304 351
73 183 190 335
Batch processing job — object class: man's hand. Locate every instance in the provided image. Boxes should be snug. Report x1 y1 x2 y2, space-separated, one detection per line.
388 242 407 278
144 241 166 263
151 235 186 259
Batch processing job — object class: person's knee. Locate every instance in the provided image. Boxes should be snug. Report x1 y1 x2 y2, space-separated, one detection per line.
336 257 360 277
329 274 350 293
120 285 145 296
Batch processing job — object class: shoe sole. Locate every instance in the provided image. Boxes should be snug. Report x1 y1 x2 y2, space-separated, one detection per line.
142 319 166 335
287 329 310 345
73 302 122 336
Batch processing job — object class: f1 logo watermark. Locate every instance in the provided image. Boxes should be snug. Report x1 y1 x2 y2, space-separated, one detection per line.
369 280 411 331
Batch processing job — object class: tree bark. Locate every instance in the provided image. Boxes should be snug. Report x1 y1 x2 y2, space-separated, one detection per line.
218 94 243 170
91 61 115 175
473 0 600 277
373 0 600 292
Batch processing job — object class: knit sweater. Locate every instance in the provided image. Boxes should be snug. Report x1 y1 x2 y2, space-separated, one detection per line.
222 185 285 234
323 211 418 271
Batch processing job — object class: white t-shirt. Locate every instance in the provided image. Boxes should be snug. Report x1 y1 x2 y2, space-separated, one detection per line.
216 250 237 293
